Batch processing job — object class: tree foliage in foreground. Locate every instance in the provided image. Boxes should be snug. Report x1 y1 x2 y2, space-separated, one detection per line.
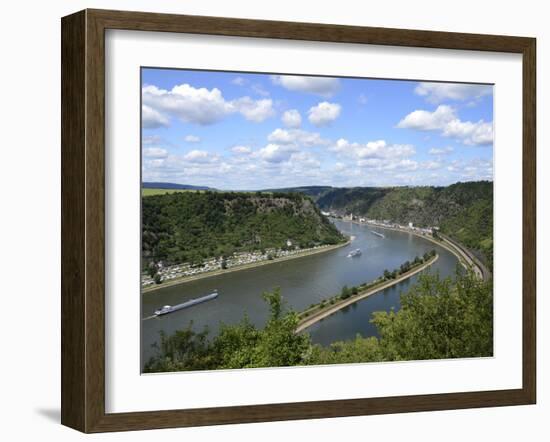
144 288 310 372
310 270 493 365
143 271 493 373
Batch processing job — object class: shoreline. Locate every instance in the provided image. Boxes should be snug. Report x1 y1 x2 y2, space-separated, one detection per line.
296 253 439 333
142 240 351 294
345 219 484 279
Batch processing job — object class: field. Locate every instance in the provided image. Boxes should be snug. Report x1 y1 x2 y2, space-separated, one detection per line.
142 188 202 197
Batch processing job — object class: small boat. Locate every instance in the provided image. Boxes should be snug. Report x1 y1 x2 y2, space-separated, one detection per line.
347 248 362 258
370 230 385 238
154 291 218 316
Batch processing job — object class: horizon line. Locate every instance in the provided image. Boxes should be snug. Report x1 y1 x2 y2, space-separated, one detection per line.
142 179 493 192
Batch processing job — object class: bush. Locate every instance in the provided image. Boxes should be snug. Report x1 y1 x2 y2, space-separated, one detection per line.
341 285 351 299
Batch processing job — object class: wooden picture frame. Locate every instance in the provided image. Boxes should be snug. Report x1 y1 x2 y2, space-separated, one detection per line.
61 8 536 433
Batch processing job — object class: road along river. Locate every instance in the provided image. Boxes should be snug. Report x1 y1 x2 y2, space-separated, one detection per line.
141 219 460 364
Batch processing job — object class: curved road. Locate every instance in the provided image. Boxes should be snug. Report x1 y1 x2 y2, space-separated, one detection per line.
438 233 490 281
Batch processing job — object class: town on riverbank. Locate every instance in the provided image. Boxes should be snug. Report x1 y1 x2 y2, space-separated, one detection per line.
141 240 350 292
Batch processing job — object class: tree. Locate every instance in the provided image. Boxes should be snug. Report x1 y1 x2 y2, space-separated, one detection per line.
371 271 493 361
143 325 216 372
341 285 351 299
400 261 411 274
249 289 311 367
147 261 158 278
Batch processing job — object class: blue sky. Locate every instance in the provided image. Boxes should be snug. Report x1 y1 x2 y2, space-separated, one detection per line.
141 68 493 190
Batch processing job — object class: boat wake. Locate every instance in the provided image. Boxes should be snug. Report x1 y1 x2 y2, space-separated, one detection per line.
153 290 219 317
347 248 362 258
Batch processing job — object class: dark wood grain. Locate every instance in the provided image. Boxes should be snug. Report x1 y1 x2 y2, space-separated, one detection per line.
61 10 86 432
61 8 537 433
522 38 537 403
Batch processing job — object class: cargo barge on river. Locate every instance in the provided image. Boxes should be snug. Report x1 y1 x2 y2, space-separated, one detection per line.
154 291 219 316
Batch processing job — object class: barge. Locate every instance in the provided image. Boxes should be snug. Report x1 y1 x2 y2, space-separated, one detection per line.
154 290 219 316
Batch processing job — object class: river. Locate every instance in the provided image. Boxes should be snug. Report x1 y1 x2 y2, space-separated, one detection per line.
141 220 460 365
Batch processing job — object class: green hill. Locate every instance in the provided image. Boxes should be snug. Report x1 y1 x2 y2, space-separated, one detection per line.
142 191 346 266
315 181 493 268
262 186 334 200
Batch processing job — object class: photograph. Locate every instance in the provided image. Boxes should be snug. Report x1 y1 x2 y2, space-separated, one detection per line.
140 68 494 373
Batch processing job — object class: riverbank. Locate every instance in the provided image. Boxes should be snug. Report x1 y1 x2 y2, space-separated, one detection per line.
142 240 351 294
438 233 490 281
352 220 485 280
296 253 439 333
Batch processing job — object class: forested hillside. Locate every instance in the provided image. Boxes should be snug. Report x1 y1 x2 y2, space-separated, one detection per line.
315 181 493 267
142 191 346 266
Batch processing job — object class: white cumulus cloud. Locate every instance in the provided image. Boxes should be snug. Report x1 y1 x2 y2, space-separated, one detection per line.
331 138 415 159
330 138 417 173
397 105 493 146
308 102 341 127
397 105 455 131
232 97 275 122
142 105 169 129
287 151 321 170
231 145 252 155
184 135 201 143
142 84 275 125
231 77 247 86
183 149 218 163
429 146 454 155
442 119 493 146
421 160 444 170
267 128 329 147
257 144 295 163
415 82 493 104
446 158 493 180
143 147 168 158
281 109 302 128
271 75 340 97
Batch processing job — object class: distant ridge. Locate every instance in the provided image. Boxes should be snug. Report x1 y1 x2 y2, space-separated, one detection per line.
262 186 334 199
142 182 214 191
